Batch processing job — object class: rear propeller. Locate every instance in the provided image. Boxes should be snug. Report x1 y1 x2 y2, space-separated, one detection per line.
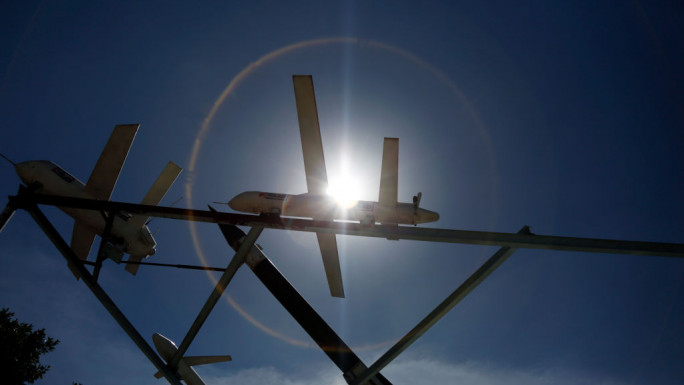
412 192 422 211
0 201 17 234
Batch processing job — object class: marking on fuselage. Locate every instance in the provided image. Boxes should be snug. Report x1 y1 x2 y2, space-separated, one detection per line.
259 193 286 201
51 166 75 183
357 202 374 212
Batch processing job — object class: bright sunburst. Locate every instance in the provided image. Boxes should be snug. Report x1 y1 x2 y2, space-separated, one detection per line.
327 173 360 208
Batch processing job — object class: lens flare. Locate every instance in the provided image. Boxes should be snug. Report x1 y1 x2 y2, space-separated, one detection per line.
327 174 360 209
185 36 493 351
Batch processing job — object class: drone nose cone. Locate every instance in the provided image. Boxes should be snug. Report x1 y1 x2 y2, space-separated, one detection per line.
227 197 239 210
227 192 252 211
417 209 439 224
152 333 177 362
14 161 35 184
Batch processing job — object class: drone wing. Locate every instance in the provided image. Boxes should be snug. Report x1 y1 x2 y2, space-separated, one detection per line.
67 125 137 277
293 75 344 298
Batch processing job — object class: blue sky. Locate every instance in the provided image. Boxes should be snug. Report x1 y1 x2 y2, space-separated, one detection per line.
1 1 683 384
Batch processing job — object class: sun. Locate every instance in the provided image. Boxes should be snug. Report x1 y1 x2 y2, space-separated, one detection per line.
327 174 360 208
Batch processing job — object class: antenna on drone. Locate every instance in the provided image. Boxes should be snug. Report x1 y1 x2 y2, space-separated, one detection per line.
146 196 184 226
0 153 16 166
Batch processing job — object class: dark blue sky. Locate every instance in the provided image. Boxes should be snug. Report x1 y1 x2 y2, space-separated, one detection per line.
1 1 683 384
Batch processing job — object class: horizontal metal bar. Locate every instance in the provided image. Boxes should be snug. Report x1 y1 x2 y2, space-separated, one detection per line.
14 193 684 258
84 260 227 272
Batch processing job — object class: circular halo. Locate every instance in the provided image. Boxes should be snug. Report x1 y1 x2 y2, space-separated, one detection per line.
185 37 495 352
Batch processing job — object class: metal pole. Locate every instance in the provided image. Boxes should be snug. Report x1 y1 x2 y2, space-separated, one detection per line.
17 197 183 385
168 226 263 368
26 194 684 258
349 226 527 385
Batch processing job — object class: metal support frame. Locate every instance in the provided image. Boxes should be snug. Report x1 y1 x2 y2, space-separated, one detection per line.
168 226 263 368
10 191 183 385
215 222 392 385
349 226 527 385
25 194 684 258
5 189 684 385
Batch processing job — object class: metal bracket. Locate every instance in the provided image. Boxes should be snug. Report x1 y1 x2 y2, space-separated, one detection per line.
93 209 117 281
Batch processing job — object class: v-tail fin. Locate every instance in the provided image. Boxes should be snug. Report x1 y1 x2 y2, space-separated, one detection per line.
378 137 398 208
124 255 145 275
125 162 182 275
128 161 182 229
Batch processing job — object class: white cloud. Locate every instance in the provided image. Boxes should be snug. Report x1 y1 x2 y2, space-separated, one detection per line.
203 365 346 385
202 358 629 385
384 358 629 385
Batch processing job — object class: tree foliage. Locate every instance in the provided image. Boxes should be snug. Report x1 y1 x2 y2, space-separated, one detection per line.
0 308 59 385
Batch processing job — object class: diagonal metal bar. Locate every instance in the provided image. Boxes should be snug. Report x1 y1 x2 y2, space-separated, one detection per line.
168 226 263 368
15 195 183 385
25 194 684 258
349 226 528 385
214 220 392 385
